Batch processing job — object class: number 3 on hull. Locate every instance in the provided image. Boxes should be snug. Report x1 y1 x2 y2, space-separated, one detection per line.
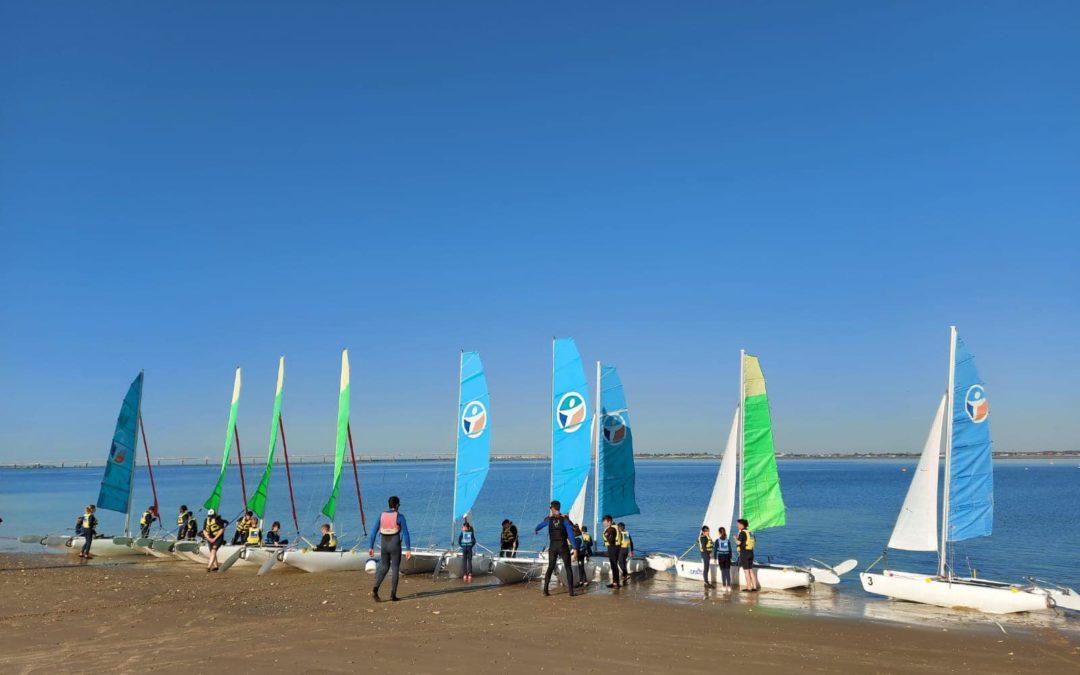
860 327 1080 615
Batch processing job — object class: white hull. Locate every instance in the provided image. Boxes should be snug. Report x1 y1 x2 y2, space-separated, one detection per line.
587 556 648 579
240 546 285 567
645 553 677 572
491 555 546 584
63 536 143 558
199 543 254 567
444 552 494 578
675 559 739 585
172 541 204 563
398 548 442 575
132 538 174 559
860 570 1071 615
281 549 370 573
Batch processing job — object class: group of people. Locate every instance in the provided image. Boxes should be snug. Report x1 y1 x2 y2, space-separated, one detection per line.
698 518 759 591
533 500 635 597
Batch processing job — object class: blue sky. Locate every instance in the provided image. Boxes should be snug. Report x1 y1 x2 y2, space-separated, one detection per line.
1 2 1077 461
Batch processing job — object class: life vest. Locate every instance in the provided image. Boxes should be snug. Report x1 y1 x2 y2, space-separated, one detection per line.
80 514 96 532
582 533 592 544
328 533 338 549
547 515 568 543
620 530 632 549
716 538 731 554
461 530 475 546
235 517 252 533
140 511 154 527
204 518 223 538
379 511 400 535
246 528 262 545
740 530 755 552
501 528 515 544
177 512 189 526
698 535 713 553
604 525 619 548
184 519 198 538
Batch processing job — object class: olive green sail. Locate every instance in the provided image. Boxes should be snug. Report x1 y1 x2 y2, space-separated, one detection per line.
204 368 242 512
320 349 350 520
247 357 284 519
741 354 786 530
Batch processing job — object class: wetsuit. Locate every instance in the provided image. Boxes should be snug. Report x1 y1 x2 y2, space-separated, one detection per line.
315 532 337 551
458 529 476 576
370 510 411 599
573 531 586 585
80 513 97 556
500 525 518 557
715 537 732 587
699 534 714 586
177 511 191 539
139 510 155 538
265 530 288 546
603 525 621 586
618 529 633 578
582 532 593 561
183 517 198 540
535 514 576 596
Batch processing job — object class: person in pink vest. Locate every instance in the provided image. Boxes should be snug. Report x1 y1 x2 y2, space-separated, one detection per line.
368 495 412 601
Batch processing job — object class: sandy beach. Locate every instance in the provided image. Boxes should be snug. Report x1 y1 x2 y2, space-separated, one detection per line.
0 553 1077 674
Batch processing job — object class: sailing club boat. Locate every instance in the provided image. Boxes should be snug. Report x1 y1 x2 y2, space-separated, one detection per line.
493 338 591 584
860 327 1080 614
27 372 156 558
281 349 371 573
674 351 856 589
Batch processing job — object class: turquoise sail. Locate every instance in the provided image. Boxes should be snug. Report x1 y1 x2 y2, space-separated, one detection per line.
454 351 491 522
947 334 993 542
598 365 640 519
551 338 590 515
96 372 143 514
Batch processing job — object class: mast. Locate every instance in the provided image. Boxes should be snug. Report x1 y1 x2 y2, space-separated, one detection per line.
737 350 745 520
139 416 160 528
451 350 463 545
123 370 145 537
279 413 301 537
549 337 555 503
347 423 367 537
938 326 957 578
235 426 248 513
592 360 601 536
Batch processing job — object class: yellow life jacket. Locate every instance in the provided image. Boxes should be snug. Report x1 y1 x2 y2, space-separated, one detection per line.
177 512 188 526
582 533 592 544
698 534 713 553
604 526 620 548
741 530 755 552
328 533 338 549
246 528 262 546
140 511 154 526
620 530 632 548
236 517 252 533
204 519 222 538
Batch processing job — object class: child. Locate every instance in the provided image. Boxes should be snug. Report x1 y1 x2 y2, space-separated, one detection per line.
698 525 714 588
315 524 337 551
458 520 477 582
715 526 733 589
265 521 289 546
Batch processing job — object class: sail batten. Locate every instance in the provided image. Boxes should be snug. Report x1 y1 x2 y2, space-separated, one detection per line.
320 350 350 520
204 368 241 512
248 357 284 519
551 338 591 519
740 354 786 531
598 365 639 520
453 351 491 525
947 335 993 542
888 394 945 551
97 372 144 515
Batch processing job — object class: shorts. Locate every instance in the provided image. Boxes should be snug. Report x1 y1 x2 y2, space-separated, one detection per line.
739 552 754 570
209 539 224 550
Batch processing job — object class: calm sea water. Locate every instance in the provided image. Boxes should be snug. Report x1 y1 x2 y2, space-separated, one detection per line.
2 458 1078 627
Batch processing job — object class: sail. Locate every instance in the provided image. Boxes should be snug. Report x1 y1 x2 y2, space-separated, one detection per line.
598 365 639 519
204 368 241 512
320 349 350 520
703 408 738 535
248 357 284 519
551 338 591 523
97 372 144 514
741 354 786 530
454 351 491 523
947 334 993 542
888 394 945 551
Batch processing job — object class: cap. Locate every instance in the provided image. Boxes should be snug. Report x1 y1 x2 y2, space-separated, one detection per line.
207 509 216 516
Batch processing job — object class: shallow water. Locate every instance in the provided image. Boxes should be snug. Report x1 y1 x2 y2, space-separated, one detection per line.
2 457 1078 632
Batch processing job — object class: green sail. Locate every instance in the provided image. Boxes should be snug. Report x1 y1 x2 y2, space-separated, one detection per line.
320 349 350 520
741 354 786 530
205 368 242 512
247 357 284 519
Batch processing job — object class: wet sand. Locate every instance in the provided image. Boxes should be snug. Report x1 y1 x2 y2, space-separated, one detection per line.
1 553 1078 674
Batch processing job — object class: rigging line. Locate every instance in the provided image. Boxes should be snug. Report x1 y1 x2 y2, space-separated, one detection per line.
234 426 249 512
278 413 301 536
138 416 160 522
346 423 367 537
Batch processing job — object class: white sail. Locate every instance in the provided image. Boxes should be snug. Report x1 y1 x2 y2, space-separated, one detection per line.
569 478 588 526
888 394 945 551
702 409 738 534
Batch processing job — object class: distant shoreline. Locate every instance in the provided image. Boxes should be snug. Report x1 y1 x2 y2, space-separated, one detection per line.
2 450 1077 470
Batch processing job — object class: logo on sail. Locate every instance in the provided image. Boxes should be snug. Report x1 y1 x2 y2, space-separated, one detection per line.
964 385 989 423
461 400 487 439
110 442 126 465
557 392 587 433
602 414 627 445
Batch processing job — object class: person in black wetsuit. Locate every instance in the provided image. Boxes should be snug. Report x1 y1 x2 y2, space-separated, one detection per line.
580 526 593 562
602 515 621 588
139 506 156 538
534 500 577 597
264 521 289 546
314 524 337 551
499 519 519 557
572 523 587 587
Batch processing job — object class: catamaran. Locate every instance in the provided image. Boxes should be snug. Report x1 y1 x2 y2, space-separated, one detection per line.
674 351 856 589
281 349 370 573
26 372 158 558
493 338 592 585
860 327 1080 614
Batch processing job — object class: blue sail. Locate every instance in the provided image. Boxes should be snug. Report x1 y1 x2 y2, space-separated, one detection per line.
454 351 491 522
96 372 143 514
947 334 993 542
598 365 640 519
551 338 591 515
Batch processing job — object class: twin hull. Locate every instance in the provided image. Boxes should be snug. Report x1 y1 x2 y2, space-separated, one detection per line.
859 570 1067 615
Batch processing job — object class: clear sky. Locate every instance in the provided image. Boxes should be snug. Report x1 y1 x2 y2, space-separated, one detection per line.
1 2 1077 461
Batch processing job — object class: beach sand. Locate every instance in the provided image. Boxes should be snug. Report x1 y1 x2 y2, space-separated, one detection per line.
1 553 1078 674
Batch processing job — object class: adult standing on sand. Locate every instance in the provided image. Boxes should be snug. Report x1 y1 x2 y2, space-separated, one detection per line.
535 500 576 597
602 515 621 589
203 509 225 572
369 496 412 602
736 518 759 592
78 505 97 559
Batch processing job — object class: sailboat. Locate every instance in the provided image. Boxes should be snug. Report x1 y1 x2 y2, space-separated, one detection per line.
442 351 495 578
281 349 370 573
492 338 591 585
860 327 1080 614
674 351 856 589
29 373 151 558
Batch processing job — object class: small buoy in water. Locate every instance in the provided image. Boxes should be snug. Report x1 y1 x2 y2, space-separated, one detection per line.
901 468 908 472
